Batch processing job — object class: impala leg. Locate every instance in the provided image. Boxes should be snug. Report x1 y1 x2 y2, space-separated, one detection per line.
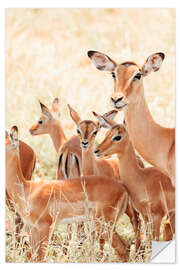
95 220 129 262
77 222 86 244
125 202 141 251
111 231 130 262
152 214 162 241
30 223 50 262
163 211 175 241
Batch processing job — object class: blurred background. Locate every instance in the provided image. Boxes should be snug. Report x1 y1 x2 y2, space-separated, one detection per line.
6 8 175 179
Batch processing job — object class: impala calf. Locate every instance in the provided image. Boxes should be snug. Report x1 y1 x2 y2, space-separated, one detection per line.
68 105 144 250
6 126 131 262
29 98 82 179
94 115 175 241
6 131 36 235
88 51 175 183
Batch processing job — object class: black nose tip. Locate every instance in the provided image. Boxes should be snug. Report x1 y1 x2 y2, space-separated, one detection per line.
87 50 95 58
111 96 123 103
94 149 99 154
116 97 123 103
82 141 88 146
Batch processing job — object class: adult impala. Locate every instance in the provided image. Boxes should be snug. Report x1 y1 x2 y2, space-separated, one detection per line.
6 126 131 262
29 98 82 179
88 51 175 184
94 114 175 241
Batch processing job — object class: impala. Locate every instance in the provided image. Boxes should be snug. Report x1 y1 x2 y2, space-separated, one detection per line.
94 114 175 241
88 51 175 184
6 126 131 262
68 105 145 250
29 98 82 179
6 131 36 235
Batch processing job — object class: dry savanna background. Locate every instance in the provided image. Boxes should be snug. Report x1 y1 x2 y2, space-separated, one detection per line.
6 8 175 263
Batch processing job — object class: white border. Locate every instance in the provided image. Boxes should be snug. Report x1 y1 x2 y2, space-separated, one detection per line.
1 0 179 269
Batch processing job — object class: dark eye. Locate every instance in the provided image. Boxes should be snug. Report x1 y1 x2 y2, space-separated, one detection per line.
77 129 81 135
113 135 121 141
112 72 116 79
93 130 98 136
38 120 43 124
134 73 141 80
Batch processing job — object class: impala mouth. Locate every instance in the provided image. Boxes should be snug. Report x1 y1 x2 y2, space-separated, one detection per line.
112 102 128 110
94 150 104 157
29 129 35 135
81 142 89 150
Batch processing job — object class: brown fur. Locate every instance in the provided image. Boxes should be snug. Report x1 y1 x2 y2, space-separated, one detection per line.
88 51 174 184
29 99 82 179
95 122 175 241
6 128 130 262
6 139 36 235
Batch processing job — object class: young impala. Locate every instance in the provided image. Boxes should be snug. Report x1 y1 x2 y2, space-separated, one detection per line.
6 126 131 262
29 98 82 179
6 132 36 235
94 114 175 241
68 105 144 250
88 51 175 184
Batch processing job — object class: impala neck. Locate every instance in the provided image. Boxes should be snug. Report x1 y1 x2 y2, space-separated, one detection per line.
124 85 162 167
117 141 143 198
49 120 67 153
6 150 27 203
81 145 98 176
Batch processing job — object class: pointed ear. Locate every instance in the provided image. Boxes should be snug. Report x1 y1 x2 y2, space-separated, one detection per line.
10 126 19 148
52 97 61 118
141 52 165 77
123 118 128 131
87 50 117 71
92 112 114 129
5 130 9 139
52 98 60 113
102 109 118 121
67 104 81 125
39 101 52 119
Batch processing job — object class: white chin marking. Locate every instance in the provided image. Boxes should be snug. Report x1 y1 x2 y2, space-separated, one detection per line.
96 153 104 158
115 103 128 110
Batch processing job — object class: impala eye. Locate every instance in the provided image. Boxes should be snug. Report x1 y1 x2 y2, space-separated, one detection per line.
134 73 141 80
38 120 43 124
112 72 116 79
77 129 81 135
93 130 98 136
113 135 122 141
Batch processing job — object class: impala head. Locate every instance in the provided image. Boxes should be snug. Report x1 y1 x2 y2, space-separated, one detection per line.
88 50 165 109
93 114 129 158
29 98 60 135
68 104 99 151
6 126 19 152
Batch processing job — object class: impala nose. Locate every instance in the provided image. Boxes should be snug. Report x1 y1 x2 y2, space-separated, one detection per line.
81 141 89 148
111 96 123 104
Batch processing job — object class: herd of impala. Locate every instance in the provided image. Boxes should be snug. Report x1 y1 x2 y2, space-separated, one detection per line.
6 51 175 262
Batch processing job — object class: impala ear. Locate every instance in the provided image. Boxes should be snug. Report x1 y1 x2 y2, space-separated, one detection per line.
87 50 117 71
123 119 128 131
52 98 60 113
141 52 165 77
39 101 52 119
52 98 61 118
92 112 114 129
68 104 81 126
102 109 118 121
5 130 9 139
10 126 19 148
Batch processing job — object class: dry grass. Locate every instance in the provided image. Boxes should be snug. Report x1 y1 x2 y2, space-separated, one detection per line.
5 8 175 263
